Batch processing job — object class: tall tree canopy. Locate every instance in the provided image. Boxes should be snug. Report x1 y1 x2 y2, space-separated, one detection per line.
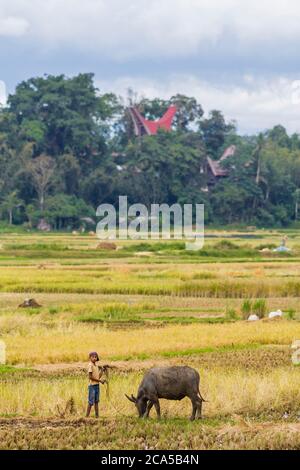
1 73 300 229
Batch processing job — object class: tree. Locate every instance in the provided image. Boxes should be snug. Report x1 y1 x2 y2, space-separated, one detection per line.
44 194 94 230
119 130 206 207
0 191 22 225
267 125 290 148
5 74 119 164
56 153 81 195
253 133 265 186
200 110 235 157
28 155 55 211
210 183 251 225
139 97 170 121
170 94 204 131
137 94 204 132
294 189 300 220
2 73 300 229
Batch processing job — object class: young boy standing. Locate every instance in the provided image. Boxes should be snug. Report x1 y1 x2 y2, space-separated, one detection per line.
86 351 106 418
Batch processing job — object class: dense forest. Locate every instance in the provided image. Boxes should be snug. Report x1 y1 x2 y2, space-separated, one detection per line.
1 73 300 230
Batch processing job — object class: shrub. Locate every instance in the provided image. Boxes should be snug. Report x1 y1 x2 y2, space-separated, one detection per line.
225 308 239 320
183 245 257 258
102 303 138 321
252 299 267 319
241 300 252 319
213 240 239 250
124 242 185 253
286 309 296 320
48 307 59 315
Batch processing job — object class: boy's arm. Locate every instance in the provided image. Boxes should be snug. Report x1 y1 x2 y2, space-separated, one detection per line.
89 372 107 385
89 371 103 383
98 366 107 384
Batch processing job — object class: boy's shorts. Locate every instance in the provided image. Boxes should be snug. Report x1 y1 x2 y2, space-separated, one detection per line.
88 384 100 405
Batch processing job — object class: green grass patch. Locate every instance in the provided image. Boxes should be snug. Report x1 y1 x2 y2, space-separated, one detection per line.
123 242 185 253
110 343 262 361
159 343 261 359
143 316 230 325
75 303 144 323
4 243 70 251
0 365 30 375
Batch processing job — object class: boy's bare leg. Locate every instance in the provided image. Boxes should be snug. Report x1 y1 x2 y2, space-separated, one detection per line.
95 403 99 418
86 404 92 417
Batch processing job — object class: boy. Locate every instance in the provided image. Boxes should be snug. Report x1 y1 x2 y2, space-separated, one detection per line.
86 351 106 418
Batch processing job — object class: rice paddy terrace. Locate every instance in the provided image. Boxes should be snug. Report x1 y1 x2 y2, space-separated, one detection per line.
0 229 300 450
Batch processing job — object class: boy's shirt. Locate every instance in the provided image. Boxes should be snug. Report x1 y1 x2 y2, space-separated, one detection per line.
88 362 103 385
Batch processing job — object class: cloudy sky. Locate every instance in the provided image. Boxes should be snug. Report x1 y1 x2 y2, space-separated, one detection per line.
1 0 300 133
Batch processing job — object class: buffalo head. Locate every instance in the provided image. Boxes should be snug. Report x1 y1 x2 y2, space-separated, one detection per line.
125 393 148 418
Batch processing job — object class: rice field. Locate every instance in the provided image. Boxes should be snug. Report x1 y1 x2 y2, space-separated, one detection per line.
0 229 300 450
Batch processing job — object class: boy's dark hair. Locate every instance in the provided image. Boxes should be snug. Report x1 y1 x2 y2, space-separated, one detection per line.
89 351 99 361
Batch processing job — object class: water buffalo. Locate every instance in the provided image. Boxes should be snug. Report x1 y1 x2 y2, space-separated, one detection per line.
125 366 206 421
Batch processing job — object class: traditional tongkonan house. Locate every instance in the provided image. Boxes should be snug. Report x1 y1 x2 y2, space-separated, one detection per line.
206 145 237 187
129 106 177 136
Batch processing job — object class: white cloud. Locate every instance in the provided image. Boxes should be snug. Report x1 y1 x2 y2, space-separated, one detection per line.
1 0 300 58
96 75 300 134
2 1 300 134
0 80 7 106
0 15 29 37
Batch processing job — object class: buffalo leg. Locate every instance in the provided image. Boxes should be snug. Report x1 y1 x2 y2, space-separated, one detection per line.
153 400 161 419
144 401 153 418
190 399 197 421
196 398 203 419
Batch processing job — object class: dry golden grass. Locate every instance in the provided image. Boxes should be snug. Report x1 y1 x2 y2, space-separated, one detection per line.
0 259 300 297
1 417 300 450
1 317 300 365
1 231 300 449
1 292 299 313
0 366 299 420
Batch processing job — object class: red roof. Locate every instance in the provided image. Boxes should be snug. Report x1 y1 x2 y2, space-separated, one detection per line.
129 106 177 136
207 145 237 178
207 157 229 177
219 145 237 161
